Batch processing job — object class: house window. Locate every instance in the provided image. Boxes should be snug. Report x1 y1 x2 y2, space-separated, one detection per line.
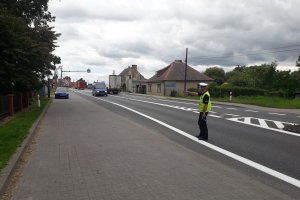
157 84 161 93
148 84 152 92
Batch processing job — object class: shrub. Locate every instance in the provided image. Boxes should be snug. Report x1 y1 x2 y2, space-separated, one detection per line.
210 86 266 97
187 87 198 92
266 90 287 98
170 90 177 97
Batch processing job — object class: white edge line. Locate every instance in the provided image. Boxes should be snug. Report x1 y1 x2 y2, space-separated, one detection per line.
77 91 300 188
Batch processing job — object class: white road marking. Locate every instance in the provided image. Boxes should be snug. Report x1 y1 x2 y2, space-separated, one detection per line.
245 110 258 113
212 105 223 108
77 91 300 188
274 121 285 129
80 90 298 134
269 113 286 116
258 118 269 128
209 114 222 118
126 94 198 105
227 117 300 137
224 113 240 117
244 117 251 124
226 107 238 110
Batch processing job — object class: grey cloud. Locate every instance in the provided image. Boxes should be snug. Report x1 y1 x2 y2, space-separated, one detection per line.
49 0 300 82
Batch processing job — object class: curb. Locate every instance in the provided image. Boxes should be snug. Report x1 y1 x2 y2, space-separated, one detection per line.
0 98 52 198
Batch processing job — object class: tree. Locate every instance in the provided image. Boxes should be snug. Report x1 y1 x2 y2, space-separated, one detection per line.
296 53 300 67
0 0 60 94
204 67 225 85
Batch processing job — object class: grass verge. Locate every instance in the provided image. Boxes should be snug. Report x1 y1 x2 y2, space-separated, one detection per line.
0 98 49 171
185 95 300 109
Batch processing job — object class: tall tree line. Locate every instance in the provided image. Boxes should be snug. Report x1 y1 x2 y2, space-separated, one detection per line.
0 0 60 94
204 59 300 97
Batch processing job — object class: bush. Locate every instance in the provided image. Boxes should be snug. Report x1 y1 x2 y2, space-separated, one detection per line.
187 87 198 92
266 90 287 98
210 86 266 97
170 90 177 97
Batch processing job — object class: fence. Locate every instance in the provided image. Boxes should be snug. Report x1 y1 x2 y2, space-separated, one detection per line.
0 91 37 121
0 95 8 119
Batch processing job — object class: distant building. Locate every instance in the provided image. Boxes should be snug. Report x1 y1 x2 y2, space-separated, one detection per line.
119 65 147 93
147 60 213 96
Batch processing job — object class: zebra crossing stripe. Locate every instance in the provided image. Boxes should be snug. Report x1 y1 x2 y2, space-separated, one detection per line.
258 119 268 128
274 121 284 129
227 117 300 137
244 117 251 124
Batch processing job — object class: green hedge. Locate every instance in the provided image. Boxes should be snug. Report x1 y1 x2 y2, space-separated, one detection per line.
210 86 265 97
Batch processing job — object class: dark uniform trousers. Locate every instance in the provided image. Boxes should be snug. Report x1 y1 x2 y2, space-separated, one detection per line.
198 112 208 139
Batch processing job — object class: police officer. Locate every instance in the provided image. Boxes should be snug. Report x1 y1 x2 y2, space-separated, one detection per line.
197 82 211 140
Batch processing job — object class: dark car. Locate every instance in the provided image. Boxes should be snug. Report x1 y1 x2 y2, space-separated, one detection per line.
92 82 108 96
55 87 69 99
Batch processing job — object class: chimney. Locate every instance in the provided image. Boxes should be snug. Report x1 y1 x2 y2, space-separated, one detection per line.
175 60 182 62
132 64 137 71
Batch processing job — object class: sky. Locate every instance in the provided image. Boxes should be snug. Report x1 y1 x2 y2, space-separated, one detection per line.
49 0 300 84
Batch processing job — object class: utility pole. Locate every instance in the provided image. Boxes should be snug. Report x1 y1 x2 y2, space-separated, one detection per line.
184 48 188 95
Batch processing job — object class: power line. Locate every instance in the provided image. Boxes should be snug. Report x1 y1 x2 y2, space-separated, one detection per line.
189 45 300 60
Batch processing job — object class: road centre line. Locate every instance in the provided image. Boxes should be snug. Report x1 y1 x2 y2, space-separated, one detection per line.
126 94 198 105
245 110 259 113
116 95 197 112
226 107 238 110
224 113 240 117
269 113 286 116
115 96 223 118
78 91 300 188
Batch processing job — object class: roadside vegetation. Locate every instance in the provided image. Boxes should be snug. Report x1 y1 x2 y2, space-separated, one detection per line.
0 98 49 171
184 61 300 109
185 95 300 109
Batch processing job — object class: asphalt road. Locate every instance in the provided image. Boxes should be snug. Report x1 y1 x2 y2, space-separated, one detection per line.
7 90 300 199
78 90 300 178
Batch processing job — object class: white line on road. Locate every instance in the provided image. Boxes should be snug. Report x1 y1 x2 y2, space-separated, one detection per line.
126 94 198 105
226 107 238 110
245 110 258 113
224 113 240 117
209 114 222 118
212 105 223 108
274 121 284 129
258 118 269 128
77 91 300 188
227 117 300 137
269 113 286 116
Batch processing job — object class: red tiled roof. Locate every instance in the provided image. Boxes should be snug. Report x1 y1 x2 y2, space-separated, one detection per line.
147 60 213 83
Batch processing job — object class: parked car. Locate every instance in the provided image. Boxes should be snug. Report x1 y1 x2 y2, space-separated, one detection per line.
92 82 108 96
55 87 69 99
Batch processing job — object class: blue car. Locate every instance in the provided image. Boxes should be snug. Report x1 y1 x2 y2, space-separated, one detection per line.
55 87 69 99
92 82 108 96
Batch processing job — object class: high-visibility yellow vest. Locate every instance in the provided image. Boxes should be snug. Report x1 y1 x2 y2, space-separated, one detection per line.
199 91 212 112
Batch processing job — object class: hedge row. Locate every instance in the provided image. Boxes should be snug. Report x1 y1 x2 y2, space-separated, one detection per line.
209 86 265 97
188 86 293 98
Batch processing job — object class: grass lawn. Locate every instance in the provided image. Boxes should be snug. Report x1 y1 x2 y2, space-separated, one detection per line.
185 95 300 109
0 98 49 171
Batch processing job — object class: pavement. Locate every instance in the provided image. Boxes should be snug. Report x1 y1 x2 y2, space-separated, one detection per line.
1 92 299 200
